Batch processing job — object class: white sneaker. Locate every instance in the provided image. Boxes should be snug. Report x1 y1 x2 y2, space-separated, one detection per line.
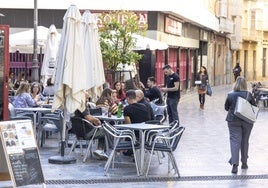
93 150 108 160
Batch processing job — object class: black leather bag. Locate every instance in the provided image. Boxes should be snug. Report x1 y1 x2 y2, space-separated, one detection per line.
206 84 212 96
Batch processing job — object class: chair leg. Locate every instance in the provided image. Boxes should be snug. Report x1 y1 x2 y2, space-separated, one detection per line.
104 148 116 176
169 152 180 177
145 145 156 177
68 140 77 155
83 140 93 163
79 141 83 156
131 142 140 176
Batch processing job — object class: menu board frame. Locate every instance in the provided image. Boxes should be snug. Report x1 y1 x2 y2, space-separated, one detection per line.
0 120 45 187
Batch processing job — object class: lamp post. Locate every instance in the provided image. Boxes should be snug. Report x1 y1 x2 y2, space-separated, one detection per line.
32 0 39 82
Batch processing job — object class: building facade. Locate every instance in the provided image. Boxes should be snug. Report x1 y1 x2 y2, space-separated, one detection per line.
1 0 267 90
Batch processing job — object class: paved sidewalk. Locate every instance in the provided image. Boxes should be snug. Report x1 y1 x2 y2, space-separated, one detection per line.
1 84 268 188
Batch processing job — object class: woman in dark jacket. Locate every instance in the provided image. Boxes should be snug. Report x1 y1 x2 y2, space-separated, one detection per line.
224 76 256 174
196 66 209 109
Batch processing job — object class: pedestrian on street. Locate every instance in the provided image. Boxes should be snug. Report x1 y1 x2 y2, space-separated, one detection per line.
224 76 257 174
233 62 242 81
195 66 209 109
160 64 180 123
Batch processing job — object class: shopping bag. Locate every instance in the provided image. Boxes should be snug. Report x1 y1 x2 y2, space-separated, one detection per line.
206 84 212 96
234 96 259 124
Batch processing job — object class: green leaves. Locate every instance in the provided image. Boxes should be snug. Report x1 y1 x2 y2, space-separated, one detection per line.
99 10 147 70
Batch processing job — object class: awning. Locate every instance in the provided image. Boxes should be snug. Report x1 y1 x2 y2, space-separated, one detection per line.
9 26 61 53
132 34 168 50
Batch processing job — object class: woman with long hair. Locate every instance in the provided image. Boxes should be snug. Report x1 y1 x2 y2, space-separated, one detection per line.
30 82 45 102
13 81 39 108
96 88 118 115
113 81 126 101
195 66 209 109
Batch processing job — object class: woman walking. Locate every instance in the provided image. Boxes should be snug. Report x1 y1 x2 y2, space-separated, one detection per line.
224 76 257 174
195 66 209 109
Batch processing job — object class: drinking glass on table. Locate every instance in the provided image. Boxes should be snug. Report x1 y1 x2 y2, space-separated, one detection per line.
101 107 109 116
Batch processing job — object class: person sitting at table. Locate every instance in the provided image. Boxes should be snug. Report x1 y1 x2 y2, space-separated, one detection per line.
124 89 151 124
141 76 163 104
113 81 126 102
31 82 45 103
96 88 118 115
123 89 151 156
73 93 108 160
135 89 154 120
13 81 41 108
42 78 55 96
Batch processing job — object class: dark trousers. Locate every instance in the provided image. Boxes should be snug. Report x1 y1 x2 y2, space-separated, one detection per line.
199 94 206 105
228 121 253 165
166 97 179 124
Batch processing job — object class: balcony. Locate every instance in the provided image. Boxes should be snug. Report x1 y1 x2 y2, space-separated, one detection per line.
242 28 263 42
219 17 233 34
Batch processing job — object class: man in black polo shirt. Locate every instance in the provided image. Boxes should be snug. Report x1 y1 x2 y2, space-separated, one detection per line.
161 64 180 123
124 90 151 124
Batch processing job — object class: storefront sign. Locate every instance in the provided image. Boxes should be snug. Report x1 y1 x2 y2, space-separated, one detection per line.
95 12 147 28
164 16 182 36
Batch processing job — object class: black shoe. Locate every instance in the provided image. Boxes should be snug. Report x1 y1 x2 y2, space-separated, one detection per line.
231 164 238 174
241 163 248 169
123 149 133 156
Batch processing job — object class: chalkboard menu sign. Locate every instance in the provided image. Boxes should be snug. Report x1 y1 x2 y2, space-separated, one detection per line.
0 120 45 187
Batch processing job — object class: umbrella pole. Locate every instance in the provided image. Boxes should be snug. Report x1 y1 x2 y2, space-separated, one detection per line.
48 109 76 164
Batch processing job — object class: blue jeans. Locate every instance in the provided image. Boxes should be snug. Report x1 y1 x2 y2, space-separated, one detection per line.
166 97 179 124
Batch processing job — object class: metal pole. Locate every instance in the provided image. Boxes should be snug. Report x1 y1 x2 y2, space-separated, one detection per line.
32 0 39 82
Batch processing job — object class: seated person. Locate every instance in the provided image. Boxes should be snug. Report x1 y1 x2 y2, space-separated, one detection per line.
42 78 55 96
73 93 108 160
142 76 163 104
124 89 151 124
96 88 118 115
123 90 151 156
135 89 154 120
30 82 45 102
113 81 126 102
13 81 41 108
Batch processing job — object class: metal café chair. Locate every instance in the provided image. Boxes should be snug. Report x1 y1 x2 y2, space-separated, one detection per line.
68 116 102 162
39 110 63 147
145 126 185 177
145 120 179 165
8 102 34 121
102 121 140 176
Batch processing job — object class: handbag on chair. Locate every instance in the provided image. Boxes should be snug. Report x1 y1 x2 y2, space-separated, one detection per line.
234 92 259 124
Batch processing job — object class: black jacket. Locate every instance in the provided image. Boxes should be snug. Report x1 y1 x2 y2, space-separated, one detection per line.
224 91 256 122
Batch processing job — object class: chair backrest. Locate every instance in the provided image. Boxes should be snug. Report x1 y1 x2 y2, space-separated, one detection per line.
8 103 16 117
41 112 63 131
169 120 179 130
70 116 95 140
89 108 102 116
87 102 96 109
170 126 185 151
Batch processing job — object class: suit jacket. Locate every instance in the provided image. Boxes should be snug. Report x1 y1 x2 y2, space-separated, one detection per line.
224 91 256 122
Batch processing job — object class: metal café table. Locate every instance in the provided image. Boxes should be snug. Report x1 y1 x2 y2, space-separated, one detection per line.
15 107 52 146
115 123 169 175
94 115 125 124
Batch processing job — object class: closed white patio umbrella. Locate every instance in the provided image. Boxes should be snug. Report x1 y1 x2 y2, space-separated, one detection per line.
50 5 87 164
82 10 105 102
41 24 60 86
